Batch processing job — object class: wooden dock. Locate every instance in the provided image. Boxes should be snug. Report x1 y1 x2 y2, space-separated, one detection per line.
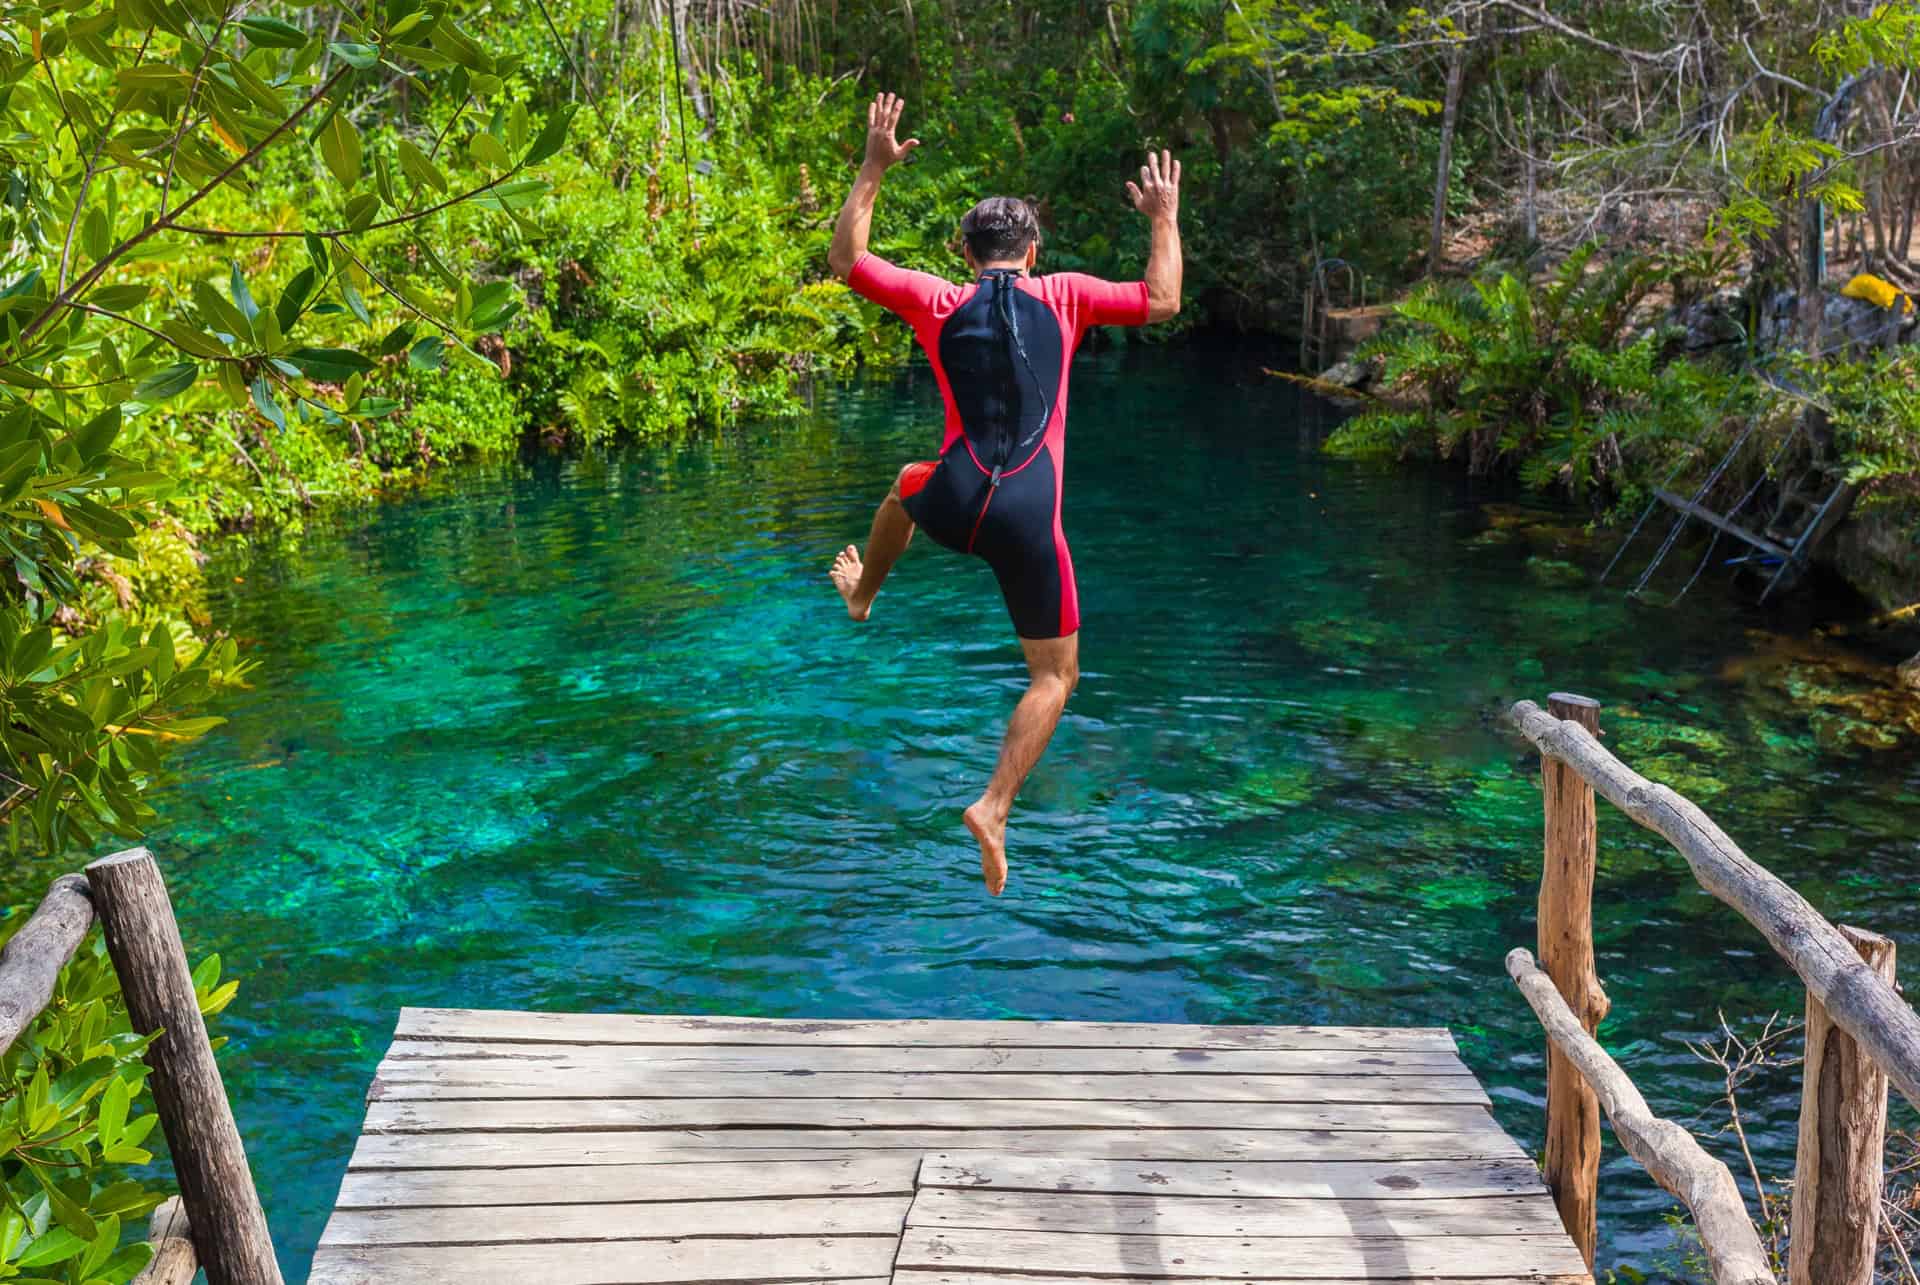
308 1008 1589 1284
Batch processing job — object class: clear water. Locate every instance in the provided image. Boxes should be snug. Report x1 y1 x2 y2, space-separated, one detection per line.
15 344 1920 1281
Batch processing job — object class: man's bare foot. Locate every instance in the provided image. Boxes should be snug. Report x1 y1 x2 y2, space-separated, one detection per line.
829 545 871 621
963 800 1008 896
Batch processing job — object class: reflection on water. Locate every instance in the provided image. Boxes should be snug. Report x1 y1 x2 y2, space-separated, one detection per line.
9 344 1919 1281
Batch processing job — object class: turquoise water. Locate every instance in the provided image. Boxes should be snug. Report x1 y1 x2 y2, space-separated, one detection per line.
20 345 1920 1280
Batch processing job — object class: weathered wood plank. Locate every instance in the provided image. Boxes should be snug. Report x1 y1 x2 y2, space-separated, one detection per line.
321 1195 911 1245
359 1096 1506 1134
333 1157 919 1208
378 1040 1476 1076
368 1067 1492 1105
347 1127 1528 1168
905 1187 1570 1237
306 1239 894 1285
894 1227 1594 1277
1510 699 1920 1111
1508 947 1773 1285
130 1197 196 1285
892 1275 1591 1285
1539 692 1608 1270
394 1008 1459 1051
916 1156 1548 1200
0 874 92 1058
1790 926 1896 1285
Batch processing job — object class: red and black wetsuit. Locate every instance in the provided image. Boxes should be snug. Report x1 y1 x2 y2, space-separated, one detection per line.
849 254 1150 639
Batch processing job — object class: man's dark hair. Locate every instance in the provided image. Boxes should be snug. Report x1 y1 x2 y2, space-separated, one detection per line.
961 197 1040 263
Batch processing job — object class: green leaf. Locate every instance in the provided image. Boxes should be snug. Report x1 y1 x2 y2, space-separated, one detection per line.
319 113 363 188
89 284 149 312
70 405 120 461
467 281 519 331
469 131 511 170
13 1227 87 1269
525 105 576 165
344 192 382 231
249 377 286 431
97 1076 129 1148
191 280 251 342
158 320 231 359
238 16 308 47
275 266 317 334
328 41 378 68
408 335 445 371
342 279 371 326
228 264 259 322
98 1241 154 1285
132 362 196 401
286 347 375 381
468 180 550 212
395 137 448 194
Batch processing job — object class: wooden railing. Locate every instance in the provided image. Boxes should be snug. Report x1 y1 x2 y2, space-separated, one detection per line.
1508 693 1920 1285
0 848 281 1285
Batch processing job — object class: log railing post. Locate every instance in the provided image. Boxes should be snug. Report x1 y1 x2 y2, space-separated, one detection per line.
1539 691 1610 1268
1790 925 1896 1285
85 849 283 1285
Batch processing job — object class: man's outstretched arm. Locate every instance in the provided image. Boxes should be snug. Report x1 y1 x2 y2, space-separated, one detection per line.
1126 149 1182 322
828 92 920 281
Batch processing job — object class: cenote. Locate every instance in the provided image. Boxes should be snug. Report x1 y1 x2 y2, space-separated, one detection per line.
23 343 1920 1281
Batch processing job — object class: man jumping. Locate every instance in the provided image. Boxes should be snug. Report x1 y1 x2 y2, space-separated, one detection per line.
825 92 1183 897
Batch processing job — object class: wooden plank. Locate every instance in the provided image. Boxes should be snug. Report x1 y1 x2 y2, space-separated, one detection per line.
904 1187 1571 1237
359 1096 1506 1134
394 1008 1459 1051
307 1239 894 1285
1652 489 1794 558
130 1197 196 1285
368 1066 1492 1105
894 1227 1593 1278
347 1127 1528 1169
893 1274 1592 1285
379 1040 1477 1076
320 1195 911 1245
332 1157 920 1208
916 1156 1548 1200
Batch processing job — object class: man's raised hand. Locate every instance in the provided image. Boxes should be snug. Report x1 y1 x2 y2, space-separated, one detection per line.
864 93 920 171
1126 149 1181 222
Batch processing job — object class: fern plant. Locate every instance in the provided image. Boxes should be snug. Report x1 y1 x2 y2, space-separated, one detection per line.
1330 245 1729 498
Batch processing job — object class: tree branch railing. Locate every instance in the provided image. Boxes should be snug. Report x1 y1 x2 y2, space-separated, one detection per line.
0 849 280 1285
1507 693 1918 1285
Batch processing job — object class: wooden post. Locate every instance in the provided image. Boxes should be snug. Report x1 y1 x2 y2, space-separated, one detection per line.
85 849 283 1285
1790 925 1896 1285
1539 691 1610 1268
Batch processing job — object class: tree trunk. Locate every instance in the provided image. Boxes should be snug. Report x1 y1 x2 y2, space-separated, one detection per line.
670 0 709 124
1429 37 1469 273
1524 78 1539 247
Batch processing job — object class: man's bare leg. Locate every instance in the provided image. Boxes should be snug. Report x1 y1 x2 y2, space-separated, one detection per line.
830 464 918 621
963 633 1079 896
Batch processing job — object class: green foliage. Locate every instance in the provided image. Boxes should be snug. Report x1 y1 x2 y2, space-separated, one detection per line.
0 0 570 856
1332 246 1738 495
1816 349 1920 489
0 920 238 1285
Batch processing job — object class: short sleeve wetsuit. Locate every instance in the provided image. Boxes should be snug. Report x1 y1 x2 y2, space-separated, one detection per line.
848 253 1150 639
